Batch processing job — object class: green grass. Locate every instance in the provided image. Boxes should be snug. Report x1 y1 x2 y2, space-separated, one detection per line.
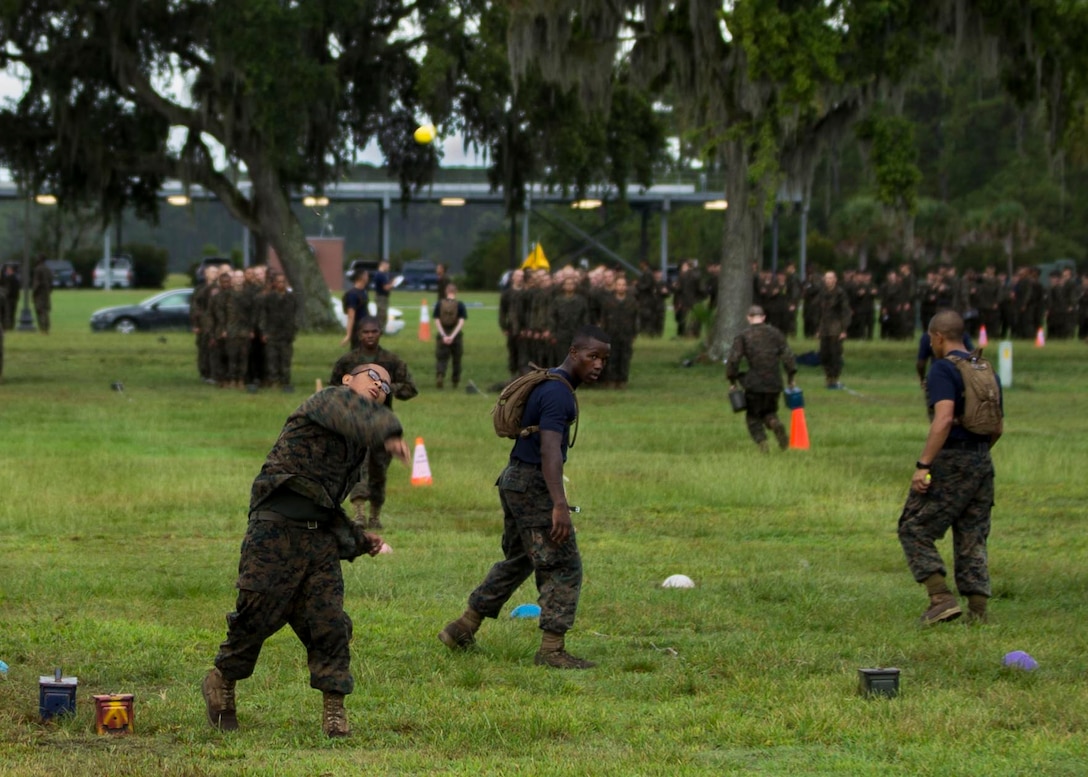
1 286 1087 775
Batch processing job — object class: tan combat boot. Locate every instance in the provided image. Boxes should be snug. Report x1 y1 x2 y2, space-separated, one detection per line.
322 692 350 738
919 574 962 626
201 667 238 731
368 507 383 530
534 630 596 669
438 608 482 651
965 594 989 625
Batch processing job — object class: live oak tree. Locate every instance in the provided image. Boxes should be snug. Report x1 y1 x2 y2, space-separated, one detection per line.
506 1 1088 354
0 0 462 326
423 1 666 250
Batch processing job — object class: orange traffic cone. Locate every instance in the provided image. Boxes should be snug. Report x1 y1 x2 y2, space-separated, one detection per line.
789 408 810 450
1035 327 1045 348
978 325 988 347
418 299 431 342
411 437 432 486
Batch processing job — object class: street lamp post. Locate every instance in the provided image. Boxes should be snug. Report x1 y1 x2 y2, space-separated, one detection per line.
18 192 36 332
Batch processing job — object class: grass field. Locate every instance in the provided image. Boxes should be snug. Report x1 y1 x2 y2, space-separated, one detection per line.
1 284 1087 776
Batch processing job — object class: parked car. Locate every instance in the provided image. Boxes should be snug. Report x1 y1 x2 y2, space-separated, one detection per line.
92 256 135 289
342 259 378 291
330 294 405 336
90 288 193 333
397 259 440 291
45 259 80 288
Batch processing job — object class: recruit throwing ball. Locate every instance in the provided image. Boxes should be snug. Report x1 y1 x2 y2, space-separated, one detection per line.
413 124 436 145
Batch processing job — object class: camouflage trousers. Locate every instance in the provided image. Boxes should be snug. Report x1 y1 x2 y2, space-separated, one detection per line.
897 448 994 597
743 391 786 445
607 336 634 383
819 335 844 381
468 461 583 634
224 336 251 383
264 338 294 385
214 517 355 695
435 333 463 383
34 300 50 333
347 444 392 510
196 331 211 379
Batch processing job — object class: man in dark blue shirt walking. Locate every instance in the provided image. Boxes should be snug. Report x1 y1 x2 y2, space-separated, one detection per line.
898 310 1004 626
438 325 611 668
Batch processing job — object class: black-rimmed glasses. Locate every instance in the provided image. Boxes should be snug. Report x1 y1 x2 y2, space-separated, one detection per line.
351 367 391 395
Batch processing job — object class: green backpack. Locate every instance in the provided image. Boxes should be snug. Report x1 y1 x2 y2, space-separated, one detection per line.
946 350 1003 435
491 367 578 446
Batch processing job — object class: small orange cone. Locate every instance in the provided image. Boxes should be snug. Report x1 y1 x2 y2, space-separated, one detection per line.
1035 327 1045 348
789 408 810 450
418 299 431 342
978 325 988 347
411 437 432 486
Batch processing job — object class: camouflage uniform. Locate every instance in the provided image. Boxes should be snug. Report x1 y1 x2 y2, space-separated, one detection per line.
971 273 1002 340
258 288 300 386
209 280 234 384
675 265 705 337
31 259 52 333
213 287 256 386
467 373 582 634
0 266 17 330
213 387 403 694
511 284 534 375
499 282 519 376
726 321 796 449
801 273 822 339
434 298 466 386
898 354 999 601
598 292 638 385
816 282 851 386
245 280 266 385
550 292 590 364
191 282 216 381
330 344 418 519
527 284 554 366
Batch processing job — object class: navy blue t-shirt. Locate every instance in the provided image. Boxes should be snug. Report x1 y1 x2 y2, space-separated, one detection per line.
342 287 369 317
372 271 391 298
926 349 1002 444
510 368 579 464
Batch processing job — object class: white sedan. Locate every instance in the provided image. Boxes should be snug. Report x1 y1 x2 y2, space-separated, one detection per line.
331 295 404 336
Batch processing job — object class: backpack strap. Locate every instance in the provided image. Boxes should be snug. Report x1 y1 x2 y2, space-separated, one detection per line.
518 370 579 448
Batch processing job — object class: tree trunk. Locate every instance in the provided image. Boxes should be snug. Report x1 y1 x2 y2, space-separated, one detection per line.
247 167 336 329
711 138 765 360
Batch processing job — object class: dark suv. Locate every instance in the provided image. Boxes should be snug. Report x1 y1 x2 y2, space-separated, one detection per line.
343 259 379 291
46 259 80 288
399 259 440 291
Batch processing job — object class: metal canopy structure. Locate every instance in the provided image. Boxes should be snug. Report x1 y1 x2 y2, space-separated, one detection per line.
0 178 734 275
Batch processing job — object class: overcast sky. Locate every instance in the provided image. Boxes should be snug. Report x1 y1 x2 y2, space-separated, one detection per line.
0 68 486 180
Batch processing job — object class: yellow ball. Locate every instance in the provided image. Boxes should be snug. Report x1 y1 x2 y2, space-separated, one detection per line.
924 473 932 484
413 124 436 145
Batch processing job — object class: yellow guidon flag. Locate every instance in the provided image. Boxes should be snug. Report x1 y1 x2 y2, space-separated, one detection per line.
521 242 550 271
